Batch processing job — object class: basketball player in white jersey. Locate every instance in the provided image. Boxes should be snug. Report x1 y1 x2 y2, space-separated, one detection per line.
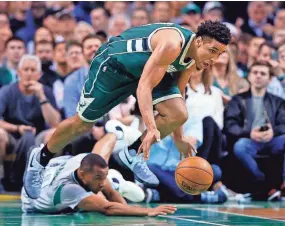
22 121 176 216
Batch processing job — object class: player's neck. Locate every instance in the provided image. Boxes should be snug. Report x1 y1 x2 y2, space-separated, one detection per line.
74 170 91 192
187 39 198 61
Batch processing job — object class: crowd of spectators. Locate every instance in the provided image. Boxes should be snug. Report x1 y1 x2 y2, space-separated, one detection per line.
1 1 285 203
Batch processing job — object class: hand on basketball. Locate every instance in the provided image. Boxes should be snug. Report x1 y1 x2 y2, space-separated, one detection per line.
174 136 197 159
148 205 177 216
138 128 160 160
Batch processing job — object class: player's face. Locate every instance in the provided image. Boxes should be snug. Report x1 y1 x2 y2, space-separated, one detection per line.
195 37 227 71
85 167 109 193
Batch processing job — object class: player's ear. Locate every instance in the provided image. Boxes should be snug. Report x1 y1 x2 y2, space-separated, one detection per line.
195 36 203 48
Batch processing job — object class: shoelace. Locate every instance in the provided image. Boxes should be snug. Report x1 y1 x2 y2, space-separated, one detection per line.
31 170 43 188
137 156 152 176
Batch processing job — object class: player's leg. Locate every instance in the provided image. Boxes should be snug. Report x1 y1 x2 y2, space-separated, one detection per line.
108 74 187 186
24 45 136 199
91 133 118 163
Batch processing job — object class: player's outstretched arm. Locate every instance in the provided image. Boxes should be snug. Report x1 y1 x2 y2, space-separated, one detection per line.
137 30 182 157
77 192 177 216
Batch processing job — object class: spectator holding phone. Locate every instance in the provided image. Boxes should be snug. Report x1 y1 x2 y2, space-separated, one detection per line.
224 61 285 200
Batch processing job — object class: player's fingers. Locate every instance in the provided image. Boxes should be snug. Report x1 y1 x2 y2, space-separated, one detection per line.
162 206 177 211
160 208 175 214
137 144 143 156
144 145 150 160
155 131 161 142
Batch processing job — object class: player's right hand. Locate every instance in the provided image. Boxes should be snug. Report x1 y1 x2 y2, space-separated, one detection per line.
138 128 160 160
148 205 177 217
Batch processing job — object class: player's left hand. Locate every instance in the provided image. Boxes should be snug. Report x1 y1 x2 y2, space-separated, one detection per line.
174 136 197 159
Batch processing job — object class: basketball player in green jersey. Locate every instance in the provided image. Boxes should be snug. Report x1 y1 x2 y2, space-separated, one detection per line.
25 21 231 199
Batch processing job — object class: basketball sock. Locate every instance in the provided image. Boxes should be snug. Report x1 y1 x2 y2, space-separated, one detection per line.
129 138 142 152
39 144 55 167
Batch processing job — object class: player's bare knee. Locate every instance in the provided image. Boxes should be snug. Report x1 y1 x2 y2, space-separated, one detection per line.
169 105 188 126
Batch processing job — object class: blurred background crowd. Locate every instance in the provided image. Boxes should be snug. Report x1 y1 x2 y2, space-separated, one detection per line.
1 1 285 204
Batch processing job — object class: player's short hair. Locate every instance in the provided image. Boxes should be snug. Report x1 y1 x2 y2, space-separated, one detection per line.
80 154 108 173
249 61 274 77
5 36 25 48
196 20 231 45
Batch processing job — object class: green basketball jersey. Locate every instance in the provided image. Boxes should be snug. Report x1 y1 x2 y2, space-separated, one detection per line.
107 23 196 78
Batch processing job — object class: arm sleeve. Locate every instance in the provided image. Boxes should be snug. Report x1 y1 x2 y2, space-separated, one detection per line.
59 184 93 210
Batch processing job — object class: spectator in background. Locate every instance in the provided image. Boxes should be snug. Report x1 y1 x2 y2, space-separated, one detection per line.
170 1 188 23
0 1 8 13
212 48 249 104
0 27 12 65
0 12 9 28
278 44 285 79
152 1 172 23
131 8 150 27
105 1 129 16
241 2 271 39
0 55 60 189
73 2 104 23
236 33 252 76
247 36 265 71
224 62 285 201
0 37 26 88
27 27 54 54
180 3 201 32
257 42 285 99
108 14 131 37
53 41 68 77
90 7 110 34
272 29 285 49
64 35 103 118
73 21 95 43
274 9 285 30
53 41 85 115
35 40 58 89
56 12 77 41
202 1 224 22
9 2 31 34
16 1 47 43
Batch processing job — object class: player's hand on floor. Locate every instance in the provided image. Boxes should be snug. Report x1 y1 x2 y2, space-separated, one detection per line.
138 128 160 160
174 136 197 159
148 205 177 217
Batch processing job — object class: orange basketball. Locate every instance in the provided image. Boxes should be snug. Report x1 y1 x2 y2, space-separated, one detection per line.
175 156 214 195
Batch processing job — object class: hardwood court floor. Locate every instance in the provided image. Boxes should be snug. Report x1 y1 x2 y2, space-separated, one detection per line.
1 200 285 225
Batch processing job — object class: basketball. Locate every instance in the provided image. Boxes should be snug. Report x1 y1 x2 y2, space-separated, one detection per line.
175 157 214 195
